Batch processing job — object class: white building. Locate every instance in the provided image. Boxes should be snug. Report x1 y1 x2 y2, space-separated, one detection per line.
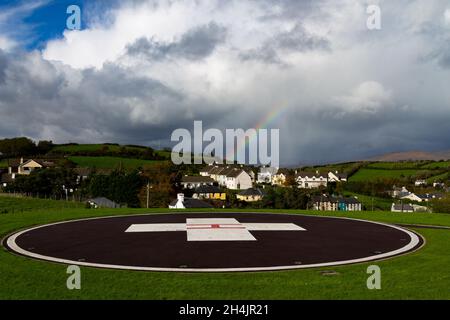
296 171 328 189
327 171 348 182
198 165 253 190
414 179 427 187
257 167 278 184
225 169 252 190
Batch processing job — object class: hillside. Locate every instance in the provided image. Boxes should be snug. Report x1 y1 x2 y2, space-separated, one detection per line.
366 150 450 162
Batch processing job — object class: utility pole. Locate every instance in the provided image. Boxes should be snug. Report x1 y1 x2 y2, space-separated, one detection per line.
146 181 151 209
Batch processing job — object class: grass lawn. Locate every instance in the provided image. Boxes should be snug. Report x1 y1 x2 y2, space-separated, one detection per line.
349 168 420 182
0 198 450 299
0 195 84 213
68 156 162 170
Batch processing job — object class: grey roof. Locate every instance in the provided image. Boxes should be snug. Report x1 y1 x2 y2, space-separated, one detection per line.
194 185 224 194
181 176 214 183
170 197 213 208
296 172 326 178
87 197 120 208
227 169 246 178
238 188 264 196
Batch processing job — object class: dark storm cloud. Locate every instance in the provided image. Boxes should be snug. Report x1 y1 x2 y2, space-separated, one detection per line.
127 22 227 61
0 49 7 83
0 50 230 146
240 23 330 64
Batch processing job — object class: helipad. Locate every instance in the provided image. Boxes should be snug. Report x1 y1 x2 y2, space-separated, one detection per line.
4 212 423 272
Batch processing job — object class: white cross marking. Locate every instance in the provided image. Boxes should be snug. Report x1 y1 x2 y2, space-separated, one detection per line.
125 218 306 241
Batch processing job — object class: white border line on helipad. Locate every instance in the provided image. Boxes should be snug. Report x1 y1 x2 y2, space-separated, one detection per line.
4 212 423 273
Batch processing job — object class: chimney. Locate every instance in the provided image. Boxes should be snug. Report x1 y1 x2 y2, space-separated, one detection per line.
177 193 185 203
20 157 24 164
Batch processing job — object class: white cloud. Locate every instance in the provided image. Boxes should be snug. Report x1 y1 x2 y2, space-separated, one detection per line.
333 81 393 113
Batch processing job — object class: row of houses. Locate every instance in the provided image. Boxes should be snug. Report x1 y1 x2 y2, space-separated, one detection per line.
309 195 362 211
198 165 254 190
391 186 444 203
257 167 348 188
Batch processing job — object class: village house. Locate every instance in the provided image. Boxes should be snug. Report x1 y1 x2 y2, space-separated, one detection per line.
192 185 226 200
257 166 278 184
414 179 427 187
199 165 253 190
180 176 215 189
401 192 444 203
237 188 265 202
390 186 410 198
391 203 414 213
310 195 362 211
327 171 348 182
271 169 290 186
296 171 328 189
225 169 253 190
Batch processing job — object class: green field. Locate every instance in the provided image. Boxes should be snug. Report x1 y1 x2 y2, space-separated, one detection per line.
366 162 427 170
349 168 420 182
427 172 449 183
0 196 450 300
68 156 162 170
421 161 450 169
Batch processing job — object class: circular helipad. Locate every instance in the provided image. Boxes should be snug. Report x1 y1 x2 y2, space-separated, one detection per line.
4 213 423 272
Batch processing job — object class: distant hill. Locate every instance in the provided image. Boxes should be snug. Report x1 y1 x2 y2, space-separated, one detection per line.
366 150 450 162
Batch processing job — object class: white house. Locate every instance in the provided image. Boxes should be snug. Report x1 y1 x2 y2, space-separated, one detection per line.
400 193 423 202
257 167 278 184
296 171 328 189
391 203 414 213
225 169 252 190
180 176 215 189
414 179 427 187
327 171 348 182
198 165 253 190
272 169 289 186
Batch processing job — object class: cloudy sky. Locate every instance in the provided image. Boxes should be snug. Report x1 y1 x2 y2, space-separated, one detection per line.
0 0 449 166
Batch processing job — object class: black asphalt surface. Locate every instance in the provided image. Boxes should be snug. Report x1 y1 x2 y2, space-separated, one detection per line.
4 213 423 270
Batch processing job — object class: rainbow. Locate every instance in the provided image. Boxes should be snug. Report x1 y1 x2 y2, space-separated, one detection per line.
226 105 289 163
